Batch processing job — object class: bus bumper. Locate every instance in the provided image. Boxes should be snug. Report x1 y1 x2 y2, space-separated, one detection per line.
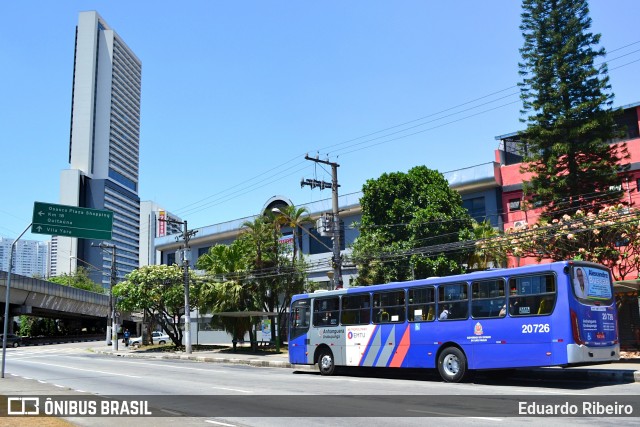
566 343 620 364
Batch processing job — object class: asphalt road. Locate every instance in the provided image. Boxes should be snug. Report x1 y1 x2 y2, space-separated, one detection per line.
1 342 639 427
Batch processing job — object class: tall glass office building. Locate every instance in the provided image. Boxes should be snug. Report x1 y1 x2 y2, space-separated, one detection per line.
57 11 141 287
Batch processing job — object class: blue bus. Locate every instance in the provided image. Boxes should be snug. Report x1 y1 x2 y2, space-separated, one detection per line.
288 261 619 382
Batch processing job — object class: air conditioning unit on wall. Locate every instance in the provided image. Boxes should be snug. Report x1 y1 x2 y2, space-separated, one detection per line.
513 220 527 228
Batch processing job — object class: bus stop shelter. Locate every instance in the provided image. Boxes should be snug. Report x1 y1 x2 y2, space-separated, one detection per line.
213 311 279 352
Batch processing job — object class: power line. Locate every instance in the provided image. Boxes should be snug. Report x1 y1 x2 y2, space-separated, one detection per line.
168 41 640 219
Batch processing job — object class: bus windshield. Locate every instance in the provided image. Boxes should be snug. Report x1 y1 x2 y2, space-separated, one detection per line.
571 265 613 304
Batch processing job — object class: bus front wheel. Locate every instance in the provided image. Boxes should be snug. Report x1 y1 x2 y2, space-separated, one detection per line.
318 349 336 376
437 347 467 383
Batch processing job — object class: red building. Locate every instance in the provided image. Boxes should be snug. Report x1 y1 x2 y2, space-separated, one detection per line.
493 103 640 350
496 102 640 234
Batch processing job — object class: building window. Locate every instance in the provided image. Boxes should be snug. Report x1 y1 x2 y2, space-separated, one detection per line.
508 198 521 211
308 221 345 255
166 252 175 265
108 168 137 192
462 197 486 222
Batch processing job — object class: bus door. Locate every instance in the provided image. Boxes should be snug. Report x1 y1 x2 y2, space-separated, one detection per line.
569 265 617 353
288 298 311 364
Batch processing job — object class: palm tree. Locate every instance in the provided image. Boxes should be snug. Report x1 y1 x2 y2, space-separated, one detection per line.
196 240 258 349
467 220 506 270
273 205 311 262
241 216 274 271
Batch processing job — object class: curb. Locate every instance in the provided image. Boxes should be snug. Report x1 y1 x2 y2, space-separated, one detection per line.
91 349 638 382
522 367 640 383
92 348 315 371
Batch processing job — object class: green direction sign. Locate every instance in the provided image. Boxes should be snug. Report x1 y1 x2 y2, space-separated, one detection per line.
32 202 113 240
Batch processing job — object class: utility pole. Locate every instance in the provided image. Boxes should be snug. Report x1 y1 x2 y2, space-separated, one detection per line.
302 154 343 289
96 243 118 351
160 218 197 354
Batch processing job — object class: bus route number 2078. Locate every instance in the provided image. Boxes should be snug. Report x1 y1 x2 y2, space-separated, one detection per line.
522 323 550 333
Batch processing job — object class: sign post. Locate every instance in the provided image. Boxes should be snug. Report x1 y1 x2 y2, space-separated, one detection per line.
31 202 113 240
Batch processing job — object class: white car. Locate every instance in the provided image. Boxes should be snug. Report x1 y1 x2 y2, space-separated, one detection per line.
129 331 171 347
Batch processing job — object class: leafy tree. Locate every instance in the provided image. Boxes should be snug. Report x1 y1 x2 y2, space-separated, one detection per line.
273 205 312 262
465 220 507 270
269 206 310 338
49 267 105 294
18 316 59 337
351 165 474 284
492 204 640 281
113 264 197 347
518 0 629 219
197 213 308 347
197 240 259 349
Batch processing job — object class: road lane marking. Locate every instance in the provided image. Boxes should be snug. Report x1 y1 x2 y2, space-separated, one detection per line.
407 409 503 421
62 356 231 374
513 388 588 395
17 360 142 378
211 387 252 393
205 420 236 426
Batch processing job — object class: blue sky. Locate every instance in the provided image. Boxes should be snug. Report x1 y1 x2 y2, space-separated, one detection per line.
1 1 639 241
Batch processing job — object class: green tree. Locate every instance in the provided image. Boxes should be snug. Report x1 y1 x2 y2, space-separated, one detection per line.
197 240 259 349
49 267 105 294
465 220 507 270
351 165 474 284
519 0 629 219
270 207 310 341
273 205 312 262
113 264 196 347
18 316 59 337
494 205 640 281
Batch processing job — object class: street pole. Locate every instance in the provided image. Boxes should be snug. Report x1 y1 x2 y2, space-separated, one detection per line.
109 246 117 351
2 223 31 379
159 218 195 354
330 160 343 289
183 220 192 354
96 243 118 350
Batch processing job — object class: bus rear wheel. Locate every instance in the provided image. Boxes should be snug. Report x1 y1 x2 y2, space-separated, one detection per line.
318 349 336 376
437 347 467 383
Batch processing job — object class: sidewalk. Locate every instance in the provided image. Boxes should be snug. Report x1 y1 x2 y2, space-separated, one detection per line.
90 344 640 383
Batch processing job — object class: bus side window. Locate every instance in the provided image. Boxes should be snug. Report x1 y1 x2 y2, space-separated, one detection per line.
342 294 371 325
373 290 405 324
471 279 506 319
508 274 556 317
408 286 435 322
438 283 469 321
290 299 310 340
